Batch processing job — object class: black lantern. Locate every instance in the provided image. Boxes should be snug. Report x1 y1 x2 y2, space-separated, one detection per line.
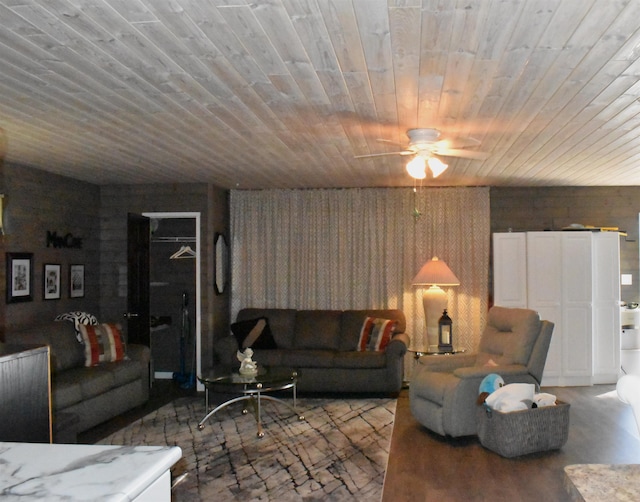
438 309 453 352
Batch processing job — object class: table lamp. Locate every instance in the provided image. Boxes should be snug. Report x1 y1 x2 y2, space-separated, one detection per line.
412 257 460 349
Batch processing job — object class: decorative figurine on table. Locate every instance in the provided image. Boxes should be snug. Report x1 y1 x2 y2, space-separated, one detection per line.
237 348 258 377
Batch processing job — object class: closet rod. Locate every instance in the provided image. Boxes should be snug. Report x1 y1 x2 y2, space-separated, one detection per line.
151 236 196 243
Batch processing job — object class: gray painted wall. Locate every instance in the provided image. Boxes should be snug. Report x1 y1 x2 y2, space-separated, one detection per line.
2 164 100 331
0 167 230 374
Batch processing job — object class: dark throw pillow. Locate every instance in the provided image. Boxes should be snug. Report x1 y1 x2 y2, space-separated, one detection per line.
231 317 277 350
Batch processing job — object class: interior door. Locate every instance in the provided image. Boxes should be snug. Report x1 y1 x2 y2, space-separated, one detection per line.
126 213 150 346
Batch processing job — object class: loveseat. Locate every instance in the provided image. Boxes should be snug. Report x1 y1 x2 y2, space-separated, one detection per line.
213 308 410 394
5 321 150 441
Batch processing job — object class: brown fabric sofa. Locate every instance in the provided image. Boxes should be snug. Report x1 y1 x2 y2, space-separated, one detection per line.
5 321 150 441
213 308 410 394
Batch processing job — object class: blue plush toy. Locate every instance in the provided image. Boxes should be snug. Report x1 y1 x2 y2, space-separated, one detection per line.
477 373 504 405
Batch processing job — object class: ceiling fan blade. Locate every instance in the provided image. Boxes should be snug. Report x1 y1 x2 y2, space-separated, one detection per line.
434 136 481 149
354 150 413 158
433 148 489 160
376 138 406 147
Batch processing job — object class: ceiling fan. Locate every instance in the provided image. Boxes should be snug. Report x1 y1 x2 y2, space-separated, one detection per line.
355 128 489 179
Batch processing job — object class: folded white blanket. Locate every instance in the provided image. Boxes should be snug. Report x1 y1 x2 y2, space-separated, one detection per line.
533 392 557 407
485 383 535 412
485 383 557 412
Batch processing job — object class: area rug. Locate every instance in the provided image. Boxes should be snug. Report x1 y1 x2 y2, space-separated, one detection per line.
98 396 396 501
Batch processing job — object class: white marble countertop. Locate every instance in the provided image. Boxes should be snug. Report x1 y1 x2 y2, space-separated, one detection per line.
0 442 182 501
564 464 640 502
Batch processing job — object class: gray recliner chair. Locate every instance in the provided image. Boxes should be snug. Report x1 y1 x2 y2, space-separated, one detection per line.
409 306 554 437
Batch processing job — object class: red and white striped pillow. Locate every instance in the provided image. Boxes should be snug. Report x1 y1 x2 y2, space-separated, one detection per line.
78 323 127 366
356 317 397 352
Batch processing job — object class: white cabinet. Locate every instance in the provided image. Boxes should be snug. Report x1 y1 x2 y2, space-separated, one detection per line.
592 235 622 383
527 231 593 386
493 231 620 386
492 232 527 307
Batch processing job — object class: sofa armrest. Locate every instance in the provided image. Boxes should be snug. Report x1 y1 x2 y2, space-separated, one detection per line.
127 344 151 364
385 333 409 358
417 353 477 373
453 363 529 379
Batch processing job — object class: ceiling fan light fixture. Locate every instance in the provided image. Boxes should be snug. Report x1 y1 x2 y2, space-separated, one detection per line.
427 156 448 177
406 154 448 179
406 156 427 179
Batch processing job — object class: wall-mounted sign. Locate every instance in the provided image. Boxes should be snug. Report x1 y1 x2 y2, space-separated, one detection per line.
46 231 83 249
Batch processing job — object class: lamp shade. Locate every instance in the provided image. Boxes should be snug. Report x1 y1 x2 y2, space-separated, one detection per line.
406 156 426 179
412 256 460 286
427 156 448 177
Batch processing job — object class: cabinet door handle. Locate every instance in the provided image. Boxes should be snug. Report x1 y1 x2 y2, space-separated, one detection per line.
123 312 139 319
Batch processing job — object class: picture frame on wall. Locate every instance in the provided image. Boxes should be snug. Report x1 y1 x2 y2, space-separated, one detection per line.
43 263 61 300
6 252 33 303
69 264 85 298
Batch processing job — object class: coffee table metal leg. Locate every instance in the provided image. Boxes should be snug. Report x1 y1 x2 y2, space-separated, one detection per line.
198 395 252 430
257 395 305 421
198 381 304 435
293 381 297 409
256 391 264 438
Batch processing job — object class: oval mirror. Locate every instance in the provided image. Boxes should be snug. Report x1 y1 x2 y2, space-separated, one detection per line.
214 233 228 295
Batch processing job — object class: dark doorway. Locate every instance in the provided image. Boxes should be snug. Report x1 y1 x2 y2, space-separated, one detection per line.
126 213 150 346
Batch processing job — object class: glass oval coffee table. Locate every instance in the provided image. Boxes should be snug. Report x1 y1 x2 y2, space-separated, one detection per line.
197 366 304 438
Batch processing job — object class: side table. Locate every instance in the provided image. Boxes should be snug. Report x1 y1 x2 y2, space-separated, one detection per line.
408 348 467 359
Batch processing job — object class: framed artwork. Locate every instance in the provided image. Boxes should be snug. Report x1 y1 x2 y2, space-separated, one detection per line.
69 264 85 298
43 263 61 300
214 232 228 295
6 252 33 303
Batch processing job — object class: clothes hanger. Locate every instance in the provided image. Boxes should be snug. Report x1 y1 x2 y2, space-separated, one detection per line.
170 245 197 260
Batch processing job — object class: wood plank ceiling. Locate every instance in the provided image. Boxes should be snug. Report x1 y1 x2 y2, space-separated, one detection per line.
2 0 640 188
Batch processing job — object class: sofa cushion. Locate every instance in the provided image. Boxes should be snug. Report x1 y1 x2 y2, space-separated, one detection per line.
78 323 127 367
477 307 541 366
5 322 85 373
52 374 83 409
294 310 342 350
78 366 116 397
356 317 396 351
107 359 145 387
231 317 277 350
280 349 336 368
252 349 285 367
237 309 297 349
51 353 145 413
339 310 406 351
333 351 386 369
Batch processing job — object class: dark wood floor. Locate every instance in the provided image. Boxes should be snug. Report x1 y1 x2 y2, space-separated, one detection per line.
382 385 640 502
79 381 640 501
